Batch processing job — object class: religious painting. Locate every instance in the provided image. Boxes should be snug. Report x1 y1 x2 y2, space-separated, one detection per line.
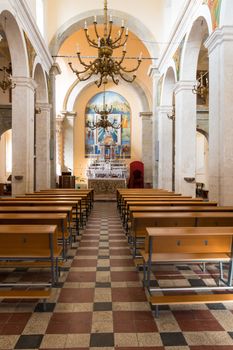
85 91 131 158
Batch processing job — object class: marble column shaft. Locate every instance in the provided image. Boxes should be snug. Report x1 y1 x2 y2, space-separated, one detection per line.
174 80 197 196
140 112 153 186
205 26 233 205
11 77 37 195
35 102 51 190
157 106 173 191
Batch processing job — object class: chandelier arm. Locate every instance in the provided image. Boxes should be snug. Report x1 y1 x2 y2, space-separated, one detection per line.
95 74 103 88
84 29 98 48
68 61 93 75
112 35 128 49
114 50 126 66
110 72 119 85
111 27 125 45
107 20 113 40
93 21 100 40
118 71 136 83
118 59 142 73
77 53 97 69
79 71 96 81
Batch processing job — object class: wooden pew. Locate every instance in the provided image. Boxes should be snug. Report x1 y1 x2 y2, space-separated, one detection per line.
141 226 233 317
120 196 201 218
121 198 207 225
130 211 233 257
38 188 94 206
0 213 69 259
0 198 82 231
0 224 61 307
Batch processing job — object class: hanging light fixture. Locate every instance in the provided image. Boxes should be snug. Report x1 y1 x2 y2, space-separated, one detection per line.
192 70 209 102
0 63 16 93
69 0 142 87
86 86 121 130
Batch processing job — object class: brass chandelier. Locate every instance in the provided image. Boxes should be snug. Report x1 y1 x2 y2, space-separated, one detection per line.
0 63 16 93
86 87 121 130
69 0 142 87
192 70 209 103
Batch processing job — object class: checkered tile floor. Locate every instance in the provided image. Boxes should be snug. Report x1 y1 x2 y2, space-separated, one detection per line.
0 201 233 349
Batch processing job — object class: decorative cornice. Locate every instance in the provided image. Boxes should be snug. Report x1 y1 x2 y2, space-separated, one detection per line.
49 63 62 76
13 76 37 91
148 65 160 79
157 105 174 113
139 112 152 119
61 110 77 119
205 26 233 54
36 102 52 112
174 80 196 94
10 0 53 73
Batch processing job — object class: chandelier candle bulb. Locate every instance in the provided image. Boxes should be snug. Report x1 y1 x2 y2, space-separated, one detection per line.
139 52 142 60
110 14 112 22
84 21 87 29
123 43 127 52
121 19 124 27
126 27 129 36
98 37 101 47
76 44 80 53
94 15 97 22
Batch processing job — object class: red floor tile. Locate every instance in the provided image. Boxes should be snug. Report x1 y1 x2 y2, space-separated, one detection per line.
111 271 139 282
58 288 94 303
46 312 92 334
66 271 96 282
110 259 135 267
71 259 97 267
112 287 147 302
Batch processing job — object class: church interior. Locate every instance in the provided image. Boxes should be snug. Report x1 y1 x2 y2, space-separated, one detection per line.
0 0 233 348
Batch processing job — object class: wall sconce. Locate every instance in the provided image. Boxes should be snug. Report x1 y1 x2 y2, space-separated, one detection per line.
192 70 208 103
167 106 175 121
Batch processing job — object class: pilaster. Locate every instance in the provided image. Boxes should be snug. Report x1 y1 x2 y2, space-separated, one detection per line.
61 111 77 174
140 112 153 187
35 102 51 190
49 63 61 187
11 76 37 195
205 26 233 204
148 66 161 188
174 80 197 196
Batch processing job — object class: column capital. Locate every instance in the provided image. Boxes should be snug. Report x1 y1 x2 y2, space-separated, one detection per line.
36 102 52 113
174 80 196 95
205 26 233 54
61 110 77 120
12 77 37 91
139 112 153 119
148 65 160 80
49 62 62 76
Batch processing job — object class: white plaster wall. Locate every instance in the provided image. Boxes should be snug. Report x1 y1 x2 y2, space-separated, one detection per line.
0 132 6 183
196 132 208 189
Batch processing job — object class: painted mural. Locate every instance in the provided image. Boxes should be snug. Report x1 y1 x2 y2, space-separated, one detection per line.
204 0 222 29
85 91 131 158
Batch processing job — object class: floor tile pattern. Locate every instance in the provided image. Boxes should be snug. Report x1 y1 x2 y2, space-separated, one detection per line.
0 201 233 349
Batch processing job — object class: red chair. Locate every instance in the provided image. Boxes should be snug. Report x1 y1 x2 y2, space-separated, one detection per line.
128 161 144 188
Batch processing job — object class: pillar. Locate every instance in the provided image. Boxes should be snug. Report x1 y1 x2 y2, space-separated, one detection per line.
157 105 173 191
174 80 196 196
11 77 37 195
35 102 51 190
61 111 77 174
140 112 153 187
56 115 65 176
49 63 61 187
149 66 161 188
205 26 233 204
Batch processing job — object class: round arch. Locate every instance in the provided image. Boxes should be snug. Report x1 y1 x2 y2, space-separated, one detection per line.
33 60 49 103
49 9 158 59
161 64 176 106
0 10 29 77
180 7 212 81
64 76 151 113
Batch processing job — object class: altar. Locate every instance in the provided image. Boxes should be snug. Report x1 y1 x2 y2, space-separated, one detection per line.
86 159 128 193
88 178 126 194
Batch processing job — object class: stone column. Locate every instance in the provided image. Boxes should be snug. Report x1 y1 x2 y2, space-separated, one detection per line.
148 66 161 188
61 111 77 174
205 26 233 204
157 105 173 191
174 80 197 196
140 112 153 187
11 77 37 195
35 102 51 190
56 115 65 175
49 63 61 187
